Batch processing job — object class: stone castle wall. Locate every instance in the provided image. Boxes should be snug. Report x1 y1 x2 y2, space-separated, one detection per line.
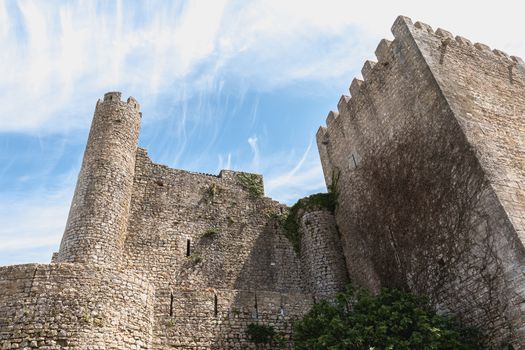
153 288 312 349
412 22 525 246
0 264 313 349
123 148 304 292
316 16 525 346
0 263 155 349
0 91 334 349
3 15 523 349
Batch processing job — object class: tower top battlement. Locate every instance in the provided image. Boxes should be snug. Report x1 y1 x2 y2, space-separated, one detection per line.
98 91 141 111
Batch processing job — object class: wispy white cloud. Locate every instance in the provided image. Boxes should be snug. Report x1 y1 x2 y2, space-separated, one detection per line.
267 140 313 190
217 153 232 172
247 135 260 171
264 141 326 204
2 0 524 134
0 1 8 39
0 186 72 253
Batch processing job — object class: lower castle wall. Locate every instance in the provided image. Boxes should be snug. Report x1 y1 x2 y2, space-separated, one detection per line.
0 264 316 349
299 210 348 299
0 263 155 349
153 288 313 349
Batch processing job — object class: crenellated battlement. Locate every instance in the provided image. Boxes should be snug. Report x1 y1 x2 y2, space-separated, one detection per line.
393 16 524 67
103 91 121 102
319 15 525 174
97 91 141 111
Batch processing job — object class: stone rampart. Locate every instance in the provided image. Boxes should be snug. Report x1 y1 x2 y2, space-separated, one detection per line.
153 288 313 349
123 148 304 293
0 263 155 349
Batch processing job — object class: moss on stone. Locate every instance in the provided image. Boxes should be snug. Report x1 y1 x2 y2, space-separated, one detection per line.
202 228 219 238
236 172 264 197
279 191 338 254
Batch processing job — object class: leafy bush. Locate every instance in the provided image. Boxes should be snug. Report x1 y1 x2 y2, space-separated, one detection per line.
246 323 276 344
293 286 486 350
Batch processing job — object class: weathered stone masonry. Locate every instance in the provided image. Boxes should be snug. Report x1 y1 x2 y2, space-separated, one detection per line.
317 16 525 347
1 91 346 349
2 15 525 349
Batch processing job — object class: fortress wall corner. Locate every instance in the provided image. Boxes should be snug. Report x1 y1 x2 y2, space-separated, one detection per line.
317 16 525 345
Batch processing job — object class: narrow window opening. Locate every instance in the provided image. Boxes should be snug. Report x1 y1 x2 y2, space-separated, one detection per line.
169 292 174 317
214 294 218 317
186 239 191 257
279 304 285 317
254 293 259 319
351 154 358 168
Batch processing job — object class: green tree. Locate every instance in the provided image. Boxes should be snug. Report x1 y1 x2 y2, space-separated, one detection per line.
293 286 485 350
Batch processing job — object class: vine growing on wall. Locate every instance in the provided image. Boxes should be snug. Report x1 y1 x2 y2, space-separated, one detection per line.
347 116 515 347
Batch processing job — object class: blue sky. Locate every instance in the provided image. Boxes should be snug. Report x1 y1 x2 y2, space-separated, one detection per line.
1 0 524 266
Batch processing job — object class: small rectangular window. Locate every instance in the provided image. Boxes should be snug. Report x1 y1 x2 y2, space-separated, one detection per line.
170 292 174 317
186 239 191 257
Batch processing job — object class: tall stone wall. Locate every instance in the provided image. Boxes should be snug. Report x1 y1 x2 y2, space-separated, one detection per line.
299 210 348 299
153 288 313 349
316 16 525 346
410 21 525 245
58 92 141 266
123 148 304 293
0 263 155 349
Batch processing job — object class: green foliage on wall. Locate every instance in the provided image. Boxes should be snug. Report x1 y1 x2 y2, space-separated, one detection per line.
293 286 486 350
236 172 264 197
246 323 276 344
188 253 202 265
202 228 219 238
246 323 285 347
277 189 338 254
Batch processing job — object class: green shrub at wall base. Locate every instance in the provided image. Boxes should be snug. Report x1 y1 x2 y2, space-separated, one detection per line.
293 286 487 350
246 323 276 344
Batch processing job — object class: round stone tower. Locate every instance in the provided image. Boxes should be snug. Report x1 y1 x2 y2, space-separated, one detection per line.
57 92 141 266
300 210 349 299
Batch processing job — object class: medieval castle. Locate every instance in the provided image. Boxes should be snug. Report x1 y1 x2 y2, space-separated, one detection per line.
1 16 525 349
